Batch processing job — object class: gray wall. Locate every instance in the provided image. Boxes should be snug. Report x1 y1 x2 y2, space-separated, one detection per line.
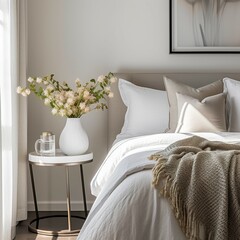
27 0 240 210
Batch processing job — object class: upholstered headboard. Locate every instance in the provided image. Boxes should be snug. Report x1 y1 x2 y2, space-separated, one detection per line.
107 73 240 148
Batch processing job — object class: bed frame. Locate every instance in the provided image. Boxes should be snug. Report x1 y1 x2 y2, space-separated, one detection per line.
107 73 240 148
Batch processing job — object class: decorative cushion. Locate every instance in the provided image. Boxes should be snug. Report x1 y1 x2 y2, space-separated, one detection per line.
223 77 240 131
163 76 223 132
175 93 227 133
115 79 169 142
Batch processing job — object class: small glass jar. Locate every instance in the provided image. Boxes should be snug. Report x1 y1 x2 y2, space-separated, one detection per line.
35 131 55 156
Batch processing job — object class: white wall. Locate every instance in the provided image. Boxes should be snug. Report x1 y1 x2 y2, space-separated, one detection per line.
27 0 240 210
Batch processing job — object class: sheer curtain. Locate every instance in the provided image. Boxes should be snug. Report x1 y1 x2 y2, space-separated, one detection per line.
0 0 27 239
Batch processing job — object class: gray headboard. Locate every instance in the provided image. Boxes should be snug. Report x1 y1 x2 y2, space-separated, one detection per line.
107 73 240 149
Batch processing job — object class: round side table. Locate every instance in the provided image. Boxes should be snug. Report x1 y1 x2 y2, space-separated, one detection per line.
28 150 93 236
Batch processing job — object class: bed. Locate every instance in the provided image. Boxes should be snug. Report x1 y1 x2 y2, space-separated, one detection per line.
77 73 240 240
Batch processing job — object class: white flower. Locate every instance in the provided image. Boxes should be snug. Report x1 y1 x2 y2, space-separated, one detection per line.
51 108 58 115
75 78 81 85
28 77 34 83
21 91 27 97
108 92 114 98
66 91 74 98
54 93 60 99
43 89 50 96
16 86 22 94
97 75 105 83
25 88 31 95
83 90 90 99
104 86 111 92
44 98 51 105
57 101 63 107
59 109 66 117
46 85 54 92
36 77 42 83
80 102 86 110
110 76 117 83
59 95 65 102
64 103 70 109
43 81 48 85
67 97 75 105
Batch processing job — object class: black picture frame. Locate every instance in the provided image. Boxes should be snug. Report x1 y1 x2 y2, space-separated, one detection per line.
170 0 240 54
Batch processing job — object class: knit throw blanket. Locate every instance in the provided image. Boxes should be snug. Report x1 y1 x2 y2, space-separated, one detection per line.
149 136 240 240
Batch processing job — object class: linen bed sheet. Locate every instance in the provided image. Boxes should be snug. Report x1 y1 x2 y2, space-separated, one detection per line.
77 132 240 240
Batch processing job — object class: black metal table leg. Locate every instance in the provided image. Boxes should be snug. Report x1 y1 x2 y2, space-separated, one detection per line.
29 163 39 228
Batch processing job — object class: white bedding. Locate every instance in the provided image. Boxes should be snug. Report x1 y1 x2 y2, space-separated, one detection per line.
77 132 240 240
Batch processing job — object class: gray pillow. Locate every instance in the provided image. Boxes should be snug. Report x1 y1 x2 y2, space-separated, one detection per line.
175 93 227 133
163 76 223 132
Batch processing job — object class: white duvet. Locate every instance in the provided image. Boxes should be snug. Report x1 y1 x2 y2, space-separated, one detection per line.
77 132 240 240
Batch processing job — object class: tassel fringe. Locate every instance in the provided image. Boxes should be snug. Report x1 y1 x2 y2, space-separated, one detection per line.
151 155 214 240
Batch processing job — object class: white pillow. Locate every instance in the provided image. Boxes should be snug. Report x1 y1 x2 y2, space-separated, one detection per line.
115 79 169 142
175 93 227 133
223 77 240 131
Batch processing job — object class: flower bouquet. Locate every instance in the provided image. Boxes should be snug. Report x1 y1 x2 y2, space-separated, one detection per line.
17 72 116 117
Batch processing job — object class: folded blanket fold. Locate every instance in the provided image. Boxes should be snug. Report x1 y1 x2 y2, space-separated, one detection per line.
149 136 240 240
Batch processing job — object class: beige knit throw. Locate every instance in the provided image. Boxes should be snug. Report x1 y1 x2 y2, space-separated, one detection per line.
149 136 240 240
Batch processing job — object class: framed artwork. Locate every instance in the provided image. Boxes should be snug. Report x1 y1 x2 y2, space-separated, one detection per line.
170 0 240 54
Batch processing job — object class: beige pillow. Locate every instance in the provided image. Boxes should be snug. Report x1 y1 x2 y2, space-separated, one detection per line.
163 77 223 132
175 93 227 133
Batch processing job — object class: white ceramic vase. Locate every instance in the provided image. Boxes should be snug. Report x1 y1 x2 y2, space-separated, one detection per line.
59 118 89 155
